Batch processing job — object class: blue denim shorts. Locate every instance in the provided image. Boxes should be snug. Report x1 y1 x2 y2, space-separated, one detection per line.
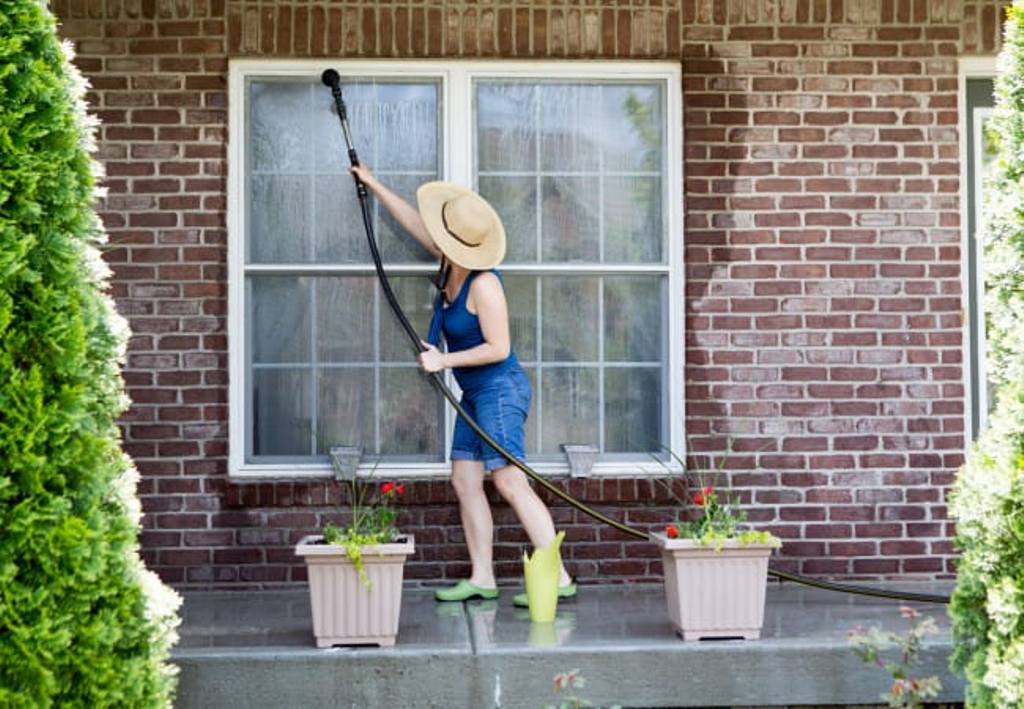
450 366 532 472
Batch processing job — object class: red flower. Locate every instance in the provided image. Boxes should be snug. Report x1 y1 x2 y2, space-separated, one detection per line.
665 525 679 538
381 482 395 495
694 485 713 506
396 483 406 495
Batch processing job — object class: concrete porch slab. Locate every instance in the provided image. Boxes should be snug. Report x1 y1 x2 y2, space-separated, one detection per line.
173 581 963 708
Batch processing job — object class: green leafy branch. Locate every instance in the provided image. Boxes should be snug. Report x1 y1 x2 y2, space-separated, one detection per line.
848 606 942 708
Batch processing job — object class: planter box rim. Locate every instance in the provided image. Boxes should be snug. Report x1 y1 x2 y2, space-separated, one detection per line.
295 533 415 557
650 531 779 551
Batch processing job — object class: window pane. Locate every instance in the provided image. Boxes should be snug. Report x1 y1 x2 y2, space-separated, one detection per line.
313 173 366 263
252 368 311 456
541 175 599 262
316 277 375 363
604 176 662 263
249 81 311 172
250 78 440 265
542 277 598 362
505 275 537 362
604 276 663 362
309 81 440 174
380 367 443 457
316 368 374 454
250 276 310 364
476 83 536 171
605 367 662 453
478 176 537 262
249 174 311 263
380 276 438 362
539 84 601 171
600 85 663 172
375 83 440 172
475 80 665 267
540 367 598 453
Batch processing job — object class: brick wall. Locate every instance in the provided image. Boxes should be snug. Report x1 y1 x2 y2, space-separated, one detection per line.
53 0 1007 588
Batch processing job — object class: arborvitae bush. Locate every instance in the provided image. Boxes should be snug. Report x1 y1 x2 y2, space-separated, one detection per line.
950 382 1024 707
949 2 1024 706
981 2 1024 390
0 2 180 707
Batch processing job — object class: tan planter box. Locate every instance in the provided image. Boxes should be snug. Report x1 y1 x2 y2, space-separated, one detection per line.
295 534 415 648
652 533 775 641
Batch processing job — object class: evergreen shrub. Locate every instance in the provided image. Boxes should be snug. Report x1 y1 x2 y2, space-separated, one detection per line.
0 2 180 706
949 2 1024 706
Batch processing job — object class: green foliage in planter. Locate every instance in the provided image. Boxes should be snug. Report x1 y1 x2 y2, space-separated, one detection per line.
321 480 403 588
658 445 783 551
949 7 1024 705
0 3 180 707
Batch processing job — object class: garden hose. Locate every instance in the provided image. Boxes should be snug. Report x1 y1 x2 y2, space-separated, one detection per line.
320 69 951 607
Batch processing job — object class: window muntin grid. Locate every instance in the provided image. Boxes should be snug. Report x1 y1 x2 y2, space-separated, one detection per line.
238 69 674 469
244 77 444 464
475 80 669 457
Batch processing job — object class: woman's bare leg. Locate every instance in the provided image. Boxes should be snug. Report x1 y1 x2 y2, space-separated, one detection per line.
451 459 496 588
491 465 572 585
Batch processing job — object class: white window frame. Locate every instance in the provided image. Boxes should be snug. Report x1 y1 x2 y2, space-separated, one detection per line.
227 58 684 479
958 56 997 444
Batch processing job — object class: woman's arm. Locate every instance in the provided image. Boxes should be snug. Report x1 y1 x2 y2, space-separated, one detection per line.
349 162 442 259
418 272 511 372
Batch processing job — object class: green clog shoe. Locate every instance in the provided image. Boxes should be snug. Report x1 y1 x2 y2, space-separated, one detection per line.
512 581 577 608
434 579 499 602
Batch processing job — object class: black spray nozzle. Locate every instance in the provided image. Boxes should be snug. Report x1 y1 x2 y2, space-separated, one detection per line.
321 68 341 88
320 68 362 181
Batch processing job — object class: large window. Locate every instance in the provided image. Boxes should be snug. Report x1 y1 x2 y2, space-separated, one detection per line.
228 61 683 478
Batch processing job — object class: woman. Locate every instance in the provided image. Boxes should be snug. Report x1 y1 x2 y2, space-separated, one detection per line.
350 163 575 606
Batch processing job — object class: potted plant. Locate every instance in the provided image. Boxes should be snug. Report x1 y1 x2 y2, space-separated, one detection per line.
651 450 782 641
294 451 414 648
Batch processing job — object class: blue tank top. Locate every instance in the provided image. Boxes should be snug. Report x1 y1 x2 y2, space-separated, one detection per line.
426 269 519 393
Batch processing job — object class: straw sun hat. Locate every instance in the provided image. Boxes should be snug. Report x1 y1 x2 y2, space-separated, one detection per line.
416 181 507 270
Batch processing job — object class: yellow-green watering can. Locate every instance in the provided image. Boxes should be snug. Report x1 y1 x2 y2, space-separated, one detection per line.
522 530 565 623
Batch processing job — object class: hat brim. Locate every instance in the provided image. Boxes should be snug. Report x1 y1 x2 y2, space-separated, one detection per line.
417 181 506 270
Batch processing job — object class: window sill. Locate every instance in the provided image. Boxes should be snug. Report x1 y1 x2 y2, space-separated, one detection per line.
230 458 683 480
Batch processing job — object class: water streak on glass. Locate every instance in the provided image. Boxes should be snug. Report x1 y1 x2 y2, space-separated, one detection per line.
540 368 599 454
316 368 374 455
542 276 599 362
604 367 662 453
380 368 442 456
604 276 663 362
253 368 310 456
250 276 311 364
316 277 375 363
